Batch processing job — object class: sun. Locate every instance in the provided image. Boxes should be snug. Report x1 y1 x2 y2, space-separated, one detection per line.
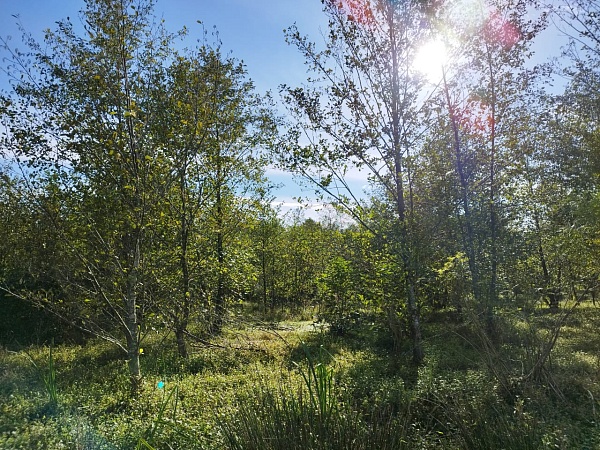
413 39 449 84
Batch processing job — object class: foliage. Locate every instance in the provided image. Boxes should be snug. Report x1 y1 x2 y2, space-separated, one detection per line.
2 307 599 449
279 0 438 362
0 0 276 384
1 0 600 448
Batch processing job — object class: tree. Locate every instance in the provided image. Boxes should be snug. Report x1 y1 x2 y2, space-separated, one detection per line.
1 0 181 391
525 0 600 308
427 0 546 332
280 0 434 363
153 41 276 354
194 48 276 333
251 202 285 312
0 170 65 344
282 216 335 311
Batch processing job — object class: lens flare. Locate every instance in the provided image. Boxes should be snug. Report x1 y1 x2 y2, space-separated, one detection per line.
448 0 521 50
447 0 490 31
330 0 375 26
484 11 521 49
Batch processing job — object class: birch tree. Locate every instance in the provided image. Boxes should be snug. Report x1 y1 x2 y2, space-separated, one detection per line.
280 0 432 363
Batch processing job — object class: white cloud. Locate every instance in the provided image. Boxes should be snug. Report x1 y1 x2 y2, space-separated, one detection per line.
271 199 324 211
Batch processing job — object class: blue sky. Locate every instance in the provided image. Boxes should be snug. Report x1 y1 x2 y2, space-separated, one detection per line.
0 0 570 221
0 0 326 94
0 0 342 219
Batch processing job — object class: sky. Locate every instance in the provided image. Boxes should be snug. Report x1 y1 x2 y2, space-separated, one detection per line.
0 0 352 219
0 0 326 93
0 0 571 221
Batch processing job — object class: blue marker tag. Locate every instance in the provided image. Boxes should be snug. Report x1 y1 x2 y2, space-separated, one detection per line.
157 381 165 389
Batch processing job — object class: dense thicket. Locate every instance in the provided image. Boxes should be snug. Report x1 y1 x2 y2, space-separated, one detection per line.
1 0 599 397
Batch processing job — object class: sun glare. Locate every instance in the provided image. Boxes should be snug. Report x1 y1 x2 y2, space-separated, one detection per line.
413 39 449 84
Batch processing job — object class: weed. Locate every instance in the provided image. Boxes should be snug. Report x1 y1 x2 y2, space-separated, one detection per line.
218 344 411 450
23 340 59 411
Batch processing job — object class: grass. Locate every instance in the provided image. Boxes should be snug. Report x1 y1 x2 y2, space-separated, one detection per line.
0 305 599 449
23 340 58 411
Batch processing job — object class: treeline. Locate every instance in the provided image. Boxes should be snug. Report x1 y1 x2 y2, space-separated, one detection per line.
1 0 600 391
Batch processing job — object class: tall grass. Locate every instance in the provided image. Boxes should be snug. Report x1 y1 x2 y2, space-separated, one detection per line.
138 385 179 447
294 344 336 433
24 340 59 410
219 344 411 450
135 383 193 450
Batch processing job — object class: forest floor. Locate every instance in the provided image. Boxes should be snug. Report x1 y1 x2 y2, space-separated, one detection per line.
1 304 599 449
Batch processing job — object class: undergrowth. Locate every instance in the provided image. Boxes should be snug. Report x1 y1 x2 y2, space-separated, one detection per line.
0 306 598 449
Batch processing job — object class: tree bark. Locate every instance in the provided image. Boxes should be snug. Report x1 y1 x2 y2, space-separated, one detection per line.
176 171 191 358
485 41 498 337
124 230 141 394
442 68 481 310
387 3 423 364
175 325 188 359
212 159 225 333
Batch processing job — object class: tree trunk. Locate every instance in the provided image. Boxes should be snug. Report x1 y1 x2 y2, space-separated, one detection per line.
125 231 141 394
120 19 143 393
176 180 191 358
175 325 188 359
485 41 499 338
442 68 481 308
212 172 225 333
261 237 268 312
407 283 424 363
387 3 423 364
214 228 225 331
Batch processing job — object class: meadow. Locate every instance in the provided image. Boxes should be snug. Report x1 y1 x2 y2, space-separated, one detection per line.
1 304 599 449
